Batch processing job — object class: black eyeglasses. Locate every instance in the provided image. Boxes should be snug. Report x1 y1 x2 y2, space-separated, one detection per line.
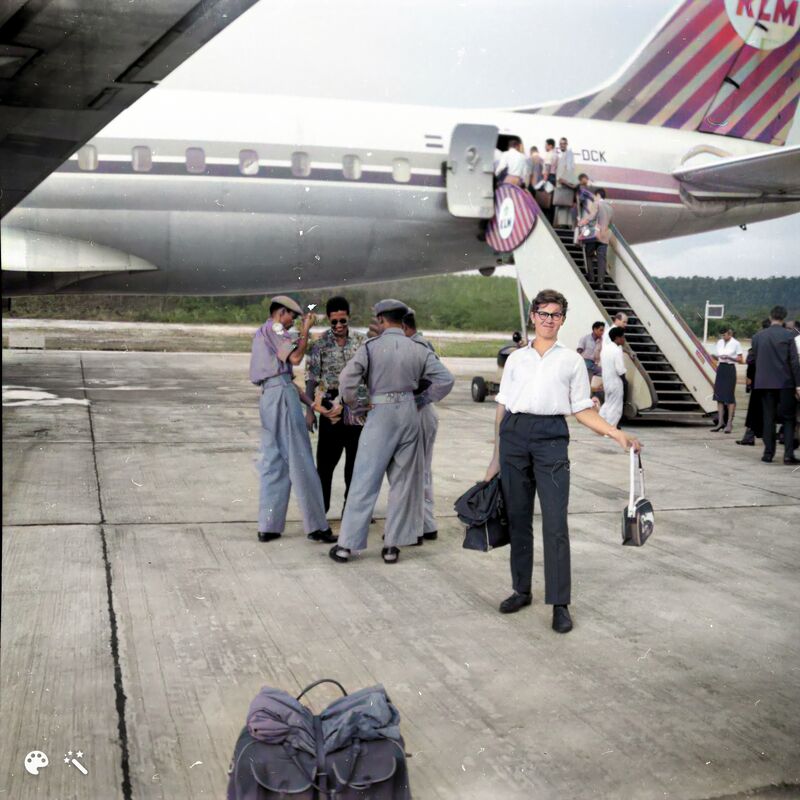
330 319 348 327
534 311 564 321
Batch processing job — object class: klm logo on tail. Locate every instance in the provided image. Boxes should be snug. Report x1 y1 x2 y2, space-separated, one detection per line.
520 0 800 146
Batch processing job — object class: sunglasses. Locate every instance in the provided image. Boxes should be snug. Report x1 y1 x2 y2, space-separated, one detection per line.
534 311 564 321
330 319 349 327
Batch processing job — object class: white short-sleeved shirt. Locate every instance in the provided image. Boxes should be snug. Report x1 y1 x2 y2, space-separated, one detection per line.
496 340 593 416
715 337 743 362
495 148 528 179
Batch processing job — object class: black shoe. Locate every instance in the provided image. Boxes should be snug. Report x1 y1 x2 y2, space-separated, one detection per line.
409 536 424 547
258 531 281 543
761 455 773 463
499 592 532 614
783 456 800 465
552 605 573 634
329 545 350 563
736 438 755 446
382 547 400 564
423 531 438 541
307 528 337 543
710 425 724 432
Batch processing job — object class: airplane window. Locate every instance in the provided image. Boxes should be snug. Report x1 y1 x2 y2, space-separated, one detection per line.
291 151 311 178
342 154 361 180
392 158 411 183
132 146 152 172
239 149 259 176
77 145 97 171
186 147 206 174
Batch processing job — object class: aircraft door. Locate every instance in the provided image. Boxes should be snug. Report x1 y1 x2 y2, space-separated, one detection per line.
446 124 498 218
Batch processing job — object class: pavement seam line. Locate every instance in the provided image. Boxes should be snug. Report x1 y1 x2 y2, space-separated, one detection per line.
81 356 133 800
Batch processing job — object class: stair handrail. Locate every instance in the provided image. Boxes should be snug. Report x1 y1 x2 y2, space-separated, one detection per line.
537 220 657 411
608 224 716 393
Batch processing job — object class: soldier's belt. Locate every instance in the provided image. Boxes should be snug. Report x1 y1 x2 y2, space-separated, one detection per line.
371 391 414 404
259 374 293 390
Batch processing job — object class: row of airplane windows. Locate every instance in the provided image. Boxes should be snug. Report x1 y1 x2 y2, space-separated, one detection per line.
75 145 414 182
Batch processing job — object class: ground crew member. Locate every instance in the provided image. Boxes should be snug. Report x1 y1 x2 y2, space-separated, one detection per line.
305 296 368 515
249 295 334 544
402 309 441 543
329 299 455 564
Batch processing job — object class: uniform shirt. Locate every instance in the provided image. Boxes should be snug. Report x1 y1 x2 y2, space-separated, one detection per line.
600 339 626 379
249 320 296 384
495 148 529 181
411 331 438 408
715 337 743 363
748 325 800 390
496 339 594 416
339 327 454 405
577 331 603 361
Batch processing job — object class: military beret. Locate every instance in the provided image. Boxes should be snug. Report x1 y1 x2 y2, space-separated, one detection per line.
373 298 409 316
270 295 303 315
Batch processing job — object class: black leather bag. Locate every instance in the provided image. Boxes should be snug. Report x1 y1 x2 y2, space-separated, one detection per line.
455 476 510 552
622 450 654 546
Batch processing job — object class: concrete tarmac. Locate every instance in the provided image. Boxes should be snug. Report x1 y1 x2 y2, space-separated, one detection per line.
2 350 799 799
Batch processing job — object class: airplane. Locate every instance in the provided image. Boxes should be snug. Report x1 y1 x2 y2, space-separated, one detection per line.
2 0 799 298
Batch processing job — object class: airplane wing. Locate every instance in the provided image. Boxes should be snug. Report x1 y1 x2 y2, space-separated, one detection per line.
0 0 259 218
673 145 800 198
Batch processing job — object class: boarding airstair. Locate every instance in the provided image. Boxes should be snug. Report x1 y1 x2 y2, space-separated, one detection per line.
510 215 717 420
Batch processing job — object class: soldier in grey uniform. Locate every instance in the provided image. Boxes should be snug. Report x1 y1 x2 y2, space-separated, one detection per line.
249 295 334 544
329 299 454 564
402 309 441 542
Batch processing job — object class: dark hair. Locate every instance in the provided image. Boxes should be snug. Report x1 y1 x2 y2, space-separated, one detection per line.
761 318 771 329
378 308 406 324
595 187 607 199
770 305 787 321
530 146 539 153
508 136 522 148
270 301 294 316
592 321 605 330
545 138 555 147
720 325 734 335
326 295 350 316
578 173 588 181
608 326 625 341
531 289 568 316
402 311 417 329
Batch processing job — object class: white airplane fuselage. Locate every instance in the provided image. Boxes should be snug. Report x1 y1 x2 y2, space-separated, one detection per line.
3 91 798 296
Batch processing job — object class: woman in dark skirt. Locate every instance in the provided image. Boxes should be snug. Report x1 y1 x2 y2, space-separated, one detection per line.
711 326 744 433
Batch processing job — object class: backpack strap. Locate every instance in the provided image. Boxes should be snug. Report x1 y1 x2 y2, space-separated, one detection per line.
296 678 348 701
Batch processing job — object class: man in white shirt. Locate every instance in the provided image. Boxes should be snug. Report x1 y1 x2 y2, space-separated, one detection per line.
494 137 529 186
600 327 627 427
485 289 641 634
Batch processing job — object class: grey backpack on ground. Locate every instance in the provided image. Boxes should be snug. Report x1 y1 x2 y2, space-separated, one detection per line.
227 679 412 799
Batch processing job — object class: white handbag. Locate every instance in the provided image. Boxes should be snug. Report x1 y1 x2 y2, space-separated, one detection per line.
622 449 654 546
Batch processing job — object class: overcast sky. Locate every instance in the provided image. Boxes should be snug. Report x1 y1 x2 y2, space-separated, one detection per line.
161 0 799 279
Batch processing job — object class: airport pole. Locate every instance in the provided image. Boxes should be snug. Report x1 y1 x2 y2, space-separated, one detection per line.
516 270 527 337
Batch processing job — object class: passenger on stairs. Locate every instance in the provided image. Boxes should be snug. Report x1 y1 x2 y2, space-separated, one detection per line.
528 146 544 191
495 137 529 187
599 327 627 428
710 326 743 434
579 189 613 285
553 137 577 227
540 139 558 223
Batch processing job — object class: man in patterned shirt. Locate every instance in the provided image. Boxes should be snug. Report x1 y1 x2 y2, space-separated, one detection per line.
306 296 369 515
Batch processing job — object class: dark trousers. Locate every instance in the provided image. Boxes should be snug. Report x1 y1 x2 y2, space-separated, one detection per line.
499 413 571 605
316 415 362 513
761 388 797 459
584 240 608 285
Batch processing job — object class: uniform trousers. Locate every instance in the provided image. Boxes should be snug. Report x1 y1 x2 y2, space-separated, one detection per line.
316 415 362 513
337 397 423 550
499 413 571 605
419 403 439 534
762 388 797 459
257 376 328 534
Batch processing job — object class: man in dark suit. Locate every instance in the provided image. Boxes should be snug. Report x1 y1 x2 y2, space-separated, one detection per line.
748 305 800 464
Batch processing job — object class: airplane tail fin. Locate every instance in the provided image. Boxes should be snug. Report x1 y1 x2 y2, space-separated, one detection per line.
520 0 800 146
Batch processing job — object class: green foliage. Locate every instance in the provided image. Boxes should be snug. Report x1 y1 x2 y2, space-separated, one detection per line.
6 275 798 338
